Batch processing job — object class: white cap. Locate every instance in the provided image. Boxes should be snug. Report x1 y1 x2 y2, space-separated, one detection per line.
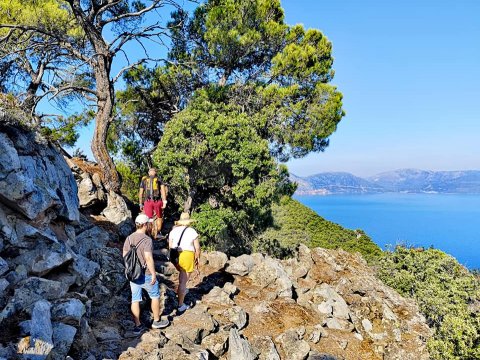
135 213 153 225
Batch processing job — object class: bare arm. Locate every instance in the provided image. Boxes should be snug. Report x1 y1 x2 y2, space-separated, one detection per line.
138 187 144 207
161 184 167 209
194 237 201 266
144 251 157 285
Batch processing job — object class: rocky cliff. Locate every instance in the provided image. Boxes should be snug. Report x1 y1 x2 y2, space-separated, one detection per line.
0 123 431 359
0 123 127 359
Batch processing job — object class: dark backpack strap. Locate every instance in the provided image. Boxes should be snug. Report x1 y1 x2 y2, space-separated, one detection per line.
130 235 149 267
176 226 189 248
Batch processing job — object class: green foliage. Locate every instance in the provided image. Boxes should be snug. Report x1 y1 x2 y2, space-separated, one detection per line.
153 94 291 253
0 0 81 36
39 111 92 147
114 64 198 159
377 246 480 359
116 161 143 203
256 196 382 263
117 0 344 164
113 0 345 255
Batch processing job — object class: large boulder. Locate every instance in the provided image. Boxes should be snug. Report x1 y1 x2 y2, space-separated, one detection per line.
0 257 8 276
1 277 69 322
51 299 86 325
275 329 311 360
50 322 77 360
0 125 79 222
12 241 74 277
252 336 281 360
226 254 256 276
165 305 218 344
101 191 134 238
248 256 293 299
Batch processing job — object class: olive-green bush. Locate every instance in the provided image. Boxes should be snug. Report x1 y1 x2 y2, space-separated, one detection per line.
377 246 480 359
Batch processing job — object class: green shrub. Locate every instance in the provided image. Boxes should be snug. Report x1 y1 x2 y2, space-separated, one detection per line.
192 204 252 256
256 196 382 263
116 161 142 203
377 246 480 359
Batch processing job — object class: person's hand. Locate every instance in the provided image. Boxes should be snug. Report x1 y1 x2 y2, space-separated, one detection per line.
150 275 157 285
162 200 167 209
139 204 144 211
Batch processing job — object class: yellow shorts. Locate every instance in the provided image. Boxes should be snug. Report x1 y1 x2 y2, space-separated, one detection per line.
178 250 195 273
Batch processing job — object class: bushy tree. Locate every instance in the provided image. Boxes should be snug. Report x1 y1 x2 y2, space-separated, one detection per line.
153 93 289 252
116 0 343 163
377 246 480 359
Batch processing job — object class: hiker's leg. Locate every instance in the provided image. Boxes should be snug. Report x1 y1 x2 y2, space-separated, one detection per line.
145 274 161 321
153 200 163 238
131 302 141 326
151 297 161 322
155 217 163 237
151 215 158 239
130 281 143 326
178 270 191 306
143 200 154 218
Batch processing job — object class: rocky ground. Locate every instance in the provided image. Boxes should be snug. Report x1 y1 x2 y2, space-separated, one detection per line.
0 122 432 359
116 244 432 360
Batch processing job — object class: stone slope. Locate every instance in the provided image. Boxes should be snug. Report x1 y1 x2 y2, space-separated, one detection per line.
120 246 431 360
0 123 127 360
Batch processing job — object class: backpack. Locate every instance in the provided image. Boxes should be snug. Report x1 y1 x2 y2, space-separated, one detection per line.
124 235 148 281
141 176 162 200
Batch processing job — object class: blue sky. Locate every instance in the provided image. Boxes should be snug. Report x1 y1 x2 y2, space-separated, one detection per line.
73 0 480 177
282 0 480 176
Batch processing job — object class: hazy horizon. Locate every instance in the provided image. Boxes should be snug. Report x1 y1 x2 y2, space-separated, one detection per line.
290 167 480 179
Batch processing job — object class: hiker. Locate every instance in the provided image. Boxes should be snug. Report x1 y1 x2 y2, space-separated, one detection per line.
123 214 169 335
168 212 201 313
139 167 167 239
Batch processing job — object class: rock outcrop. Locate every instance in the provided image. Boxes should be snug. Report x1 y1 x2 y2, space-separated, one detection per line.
66 157 134 238
120 247 431 360
0 123 127 359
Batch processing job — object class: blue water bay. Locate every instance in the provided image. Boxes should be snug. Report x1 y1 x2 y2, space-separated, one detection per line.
294 193 480 269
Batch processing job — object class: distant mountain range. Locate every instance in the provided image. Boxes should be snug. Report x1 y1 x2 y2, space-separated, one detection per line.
291 169 480 195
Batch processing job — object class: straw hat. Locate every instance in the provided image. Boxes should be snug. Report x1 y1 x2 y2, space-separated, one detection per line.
175 212 196 226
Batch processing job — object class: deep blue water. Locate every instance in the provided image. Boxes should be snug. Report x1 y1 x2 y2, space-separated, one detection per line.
294 193 480 269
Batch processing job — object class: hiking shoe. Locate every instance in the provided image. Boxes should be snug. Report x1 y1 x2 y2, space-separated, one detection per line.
152 318 169 329
132 324 146 336
177 303 190 313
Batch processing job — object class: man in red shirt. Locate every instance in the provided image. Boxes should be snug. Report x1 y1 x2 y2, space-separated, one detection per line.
138 168 167 239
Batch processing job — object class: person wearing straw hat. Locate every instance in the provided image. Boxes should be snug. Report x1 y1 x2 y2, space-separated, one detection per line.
168 212 201 313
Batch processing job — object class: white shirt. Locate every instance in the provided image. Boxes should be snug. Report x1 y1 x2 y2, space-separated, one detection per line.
169 226 199 252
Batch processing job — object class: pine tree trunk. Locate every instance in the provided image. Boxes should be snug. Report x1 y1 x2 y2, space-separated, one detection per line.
91 54 121 193
68 0 121 193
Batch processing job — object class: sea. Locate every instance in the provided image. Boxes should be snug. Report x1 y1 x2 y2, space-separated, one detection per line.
294 193 480 269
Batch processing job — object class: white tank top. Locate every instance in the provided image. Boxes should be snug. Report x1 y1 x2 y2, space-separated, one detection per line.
169 226 199 252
